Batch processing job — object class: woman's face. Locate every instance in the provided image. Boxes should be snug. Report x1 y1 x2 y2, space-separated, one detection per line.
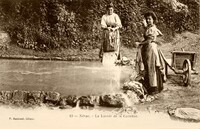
108 7 114 15
146 16 154 26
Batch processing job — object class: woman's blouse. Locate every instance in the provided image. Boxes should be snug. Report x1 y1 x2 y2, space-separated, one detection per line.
144 24 163 42
101 13 122 28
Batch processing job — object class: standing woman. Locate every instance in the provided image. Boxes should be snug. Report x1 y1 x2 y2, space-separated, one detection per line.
100 3 122 65
137 11 164 95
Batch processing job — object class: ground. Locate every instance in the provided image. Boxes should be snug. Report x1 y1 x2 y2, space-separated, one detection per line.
122 31 200 113
0 31 200 123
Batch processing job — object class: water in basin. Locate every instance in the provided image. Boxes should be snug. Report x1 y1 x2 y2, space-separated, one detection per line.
0 60 133 96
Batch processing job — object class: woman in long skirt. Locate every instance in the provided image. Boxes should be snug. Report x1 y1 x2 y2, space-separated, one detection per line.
100 3 122 66
137 11 165 95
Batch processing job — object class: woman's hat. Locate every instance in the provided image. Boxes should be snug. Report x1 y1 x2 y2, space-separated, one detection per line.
144 11 158 22
107 3 114 9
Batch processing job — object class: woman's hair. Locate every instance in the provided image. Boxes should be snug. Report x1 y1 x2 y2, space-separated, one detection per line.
106 3 114 9
144 11 157 23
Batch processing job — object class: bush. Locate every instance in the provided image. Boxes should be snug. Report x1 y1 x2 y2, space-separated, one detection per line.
0 0 199 51
146 0 199 34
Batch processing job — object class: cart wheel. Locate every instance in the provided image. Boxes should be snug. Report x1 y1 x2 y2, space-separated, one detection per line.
182 59 191 86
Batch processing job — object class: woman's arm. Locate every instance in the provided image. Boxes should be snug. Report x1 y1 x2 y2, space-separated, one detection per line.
101 16 111 31
143 26 159 44
101 15 108 29
112 14 122 31
141 36 154 45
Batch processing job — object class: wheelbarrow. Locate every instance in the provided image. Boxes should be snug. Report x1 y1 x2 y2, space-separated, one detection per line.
160 50 198 86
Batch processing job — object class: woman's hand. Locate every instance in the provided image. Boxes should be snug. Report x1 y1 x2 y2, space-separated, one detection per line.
107 27 112 31
135 42 141 48
139 70 146 77
107 27 115 32
111 28 115 31
108 27 119 32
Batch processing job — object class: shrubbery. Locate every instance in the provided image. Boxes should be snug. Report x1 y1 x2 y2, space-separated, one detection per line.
147 0 199 35
0 0 199 51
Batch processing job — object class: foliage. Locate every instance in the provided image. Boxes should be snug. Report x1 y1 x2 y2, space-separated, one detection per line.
146 0 199 34
0 0 198 51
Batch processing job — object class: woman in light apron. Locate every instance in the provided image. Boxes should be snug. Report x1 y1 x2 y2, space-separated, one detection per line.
100 3 122 66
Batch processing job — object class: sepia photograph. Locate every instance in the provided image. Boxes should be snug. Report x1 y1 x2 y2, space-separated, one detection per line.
0 0 199 129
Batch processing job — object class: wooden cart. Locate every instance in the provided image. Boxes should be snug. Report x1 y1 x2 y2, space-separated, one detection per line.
161 50 198 86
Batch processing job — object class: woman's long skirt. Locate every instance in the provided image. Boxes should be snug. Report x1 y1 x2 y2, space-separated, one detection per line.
141 43 164 95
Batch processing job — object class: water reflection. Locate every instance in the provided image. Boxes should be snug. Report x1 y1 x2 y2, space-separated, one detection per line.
0 60 132 96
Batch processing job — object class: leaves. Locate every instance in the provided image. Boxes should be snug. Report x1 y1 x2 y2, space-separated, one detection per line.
0 0 198 51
